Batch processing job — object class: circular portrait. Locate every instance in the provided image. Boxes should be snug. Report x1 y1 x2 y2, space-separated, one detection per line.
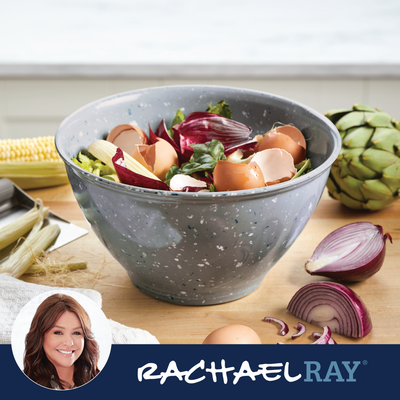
11 290 112 390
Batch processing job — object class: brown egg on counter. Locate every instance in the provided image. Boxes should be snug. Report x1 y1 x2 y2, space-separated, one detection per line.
213 160 265 192
202 325 262 344
131 137 179 181
257 125 306 165
250 148 297 186
106 124 149 154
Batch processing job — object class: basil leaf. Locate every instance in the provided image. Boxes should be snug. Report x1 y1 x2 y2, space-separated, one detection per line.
164 164 181 184
168 109 186 137
206 100 232 119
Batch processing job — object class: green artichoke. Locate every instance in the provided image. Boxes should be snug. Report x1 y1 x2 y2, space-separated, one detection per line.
325 104 400 211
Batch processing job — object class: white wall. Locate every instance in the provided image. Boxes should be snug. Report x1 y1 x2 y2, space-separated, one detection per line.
1 76 399 140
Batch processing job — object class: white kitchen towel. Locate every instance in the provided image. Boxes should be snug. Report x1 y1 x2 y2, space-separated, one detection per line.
0 274 159 344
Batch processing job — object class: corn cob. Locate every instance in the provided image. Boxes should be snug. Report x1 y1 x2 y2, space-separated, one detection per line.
0 136 68 189
0 136 61 162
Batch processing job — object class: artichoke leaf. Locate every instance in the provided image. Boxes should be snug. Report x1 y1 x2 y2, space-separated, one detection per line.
381 159 400 193
326 177 341 200
339 192 365 210
341 147 364 162
360 179 393 201
371 127 400 152
325 108 353 125
366 112 393 128
381 175 400 194
343 126 374 148
362 148 399 173
336 111 367 131
367 198 398 211
340 175 365 201
353 104 379 112
348 157 380 180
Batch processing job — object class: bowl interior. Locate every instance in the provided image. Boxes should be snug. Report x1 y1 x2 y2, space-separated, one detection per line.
56 85 340 196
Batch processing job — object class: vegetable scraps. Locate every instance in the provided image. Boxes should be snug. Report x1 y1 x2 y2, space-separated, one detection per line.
73 100 312 192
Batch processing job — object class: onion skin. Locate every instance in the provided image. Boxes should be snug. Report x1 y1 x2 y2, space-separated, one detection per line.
305 222 392 282
287 281 372 338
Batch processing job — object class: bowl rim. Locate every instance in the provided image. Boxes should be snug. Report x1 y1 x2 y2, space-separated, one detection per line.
55 84 341 198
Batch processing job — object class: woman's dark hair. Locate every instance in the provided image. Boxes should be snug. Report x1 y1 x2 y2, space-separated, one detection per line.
23 293 100 389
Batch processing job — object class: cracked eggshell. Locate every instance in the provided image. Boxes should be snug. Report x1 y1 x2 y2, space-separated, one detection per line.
131 137 179 181
213 160 265 192
106 124 149 155
258 125 306 164
169 174 207 191
250 148 297 186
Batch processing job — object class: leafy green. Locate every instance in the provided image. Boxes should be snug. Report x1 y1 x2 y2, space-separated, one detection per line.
165 164 181 184
72 151 115 176
292 159 312 179
164 139 226 185
181 140 226 175
168 109 186 137
206 100 232 119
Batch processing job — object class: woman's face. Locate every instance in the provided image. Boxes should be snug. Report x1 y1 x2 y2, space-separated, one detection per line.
43 311 85 371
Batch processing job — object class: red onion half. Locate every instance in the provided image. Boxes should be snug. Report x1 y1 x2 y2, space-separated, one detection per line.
305 222 392 282
287 281 372 338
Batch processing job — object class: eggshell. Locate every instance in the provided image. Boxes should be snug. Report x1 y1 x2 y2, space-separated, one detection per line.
258 125 306 165
131 138 179 181
250 148 297 186
202 324 262 344
213 160 265 192
106 124 149 155
170 174 207 191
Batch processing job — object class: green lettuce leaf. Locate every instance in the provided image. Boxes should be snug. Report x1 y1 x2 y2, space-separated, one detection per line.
206 100 232 119
168 109 186 137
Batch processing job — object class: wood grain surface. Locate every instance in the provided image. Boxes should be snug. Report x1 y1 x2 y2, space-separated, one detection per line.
21 184 400 344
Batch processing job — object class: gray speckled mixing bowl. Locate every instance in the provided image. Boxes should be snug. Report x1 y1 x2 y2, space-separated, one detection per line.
55 85 340 305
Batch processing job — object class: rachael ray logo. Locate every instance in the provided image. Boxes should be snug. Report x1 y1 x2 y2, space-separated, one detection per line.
137 359 362 385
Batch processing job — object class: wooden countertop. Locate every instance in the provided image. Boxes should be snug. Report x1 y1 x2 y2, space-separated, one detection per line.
21 184 399 344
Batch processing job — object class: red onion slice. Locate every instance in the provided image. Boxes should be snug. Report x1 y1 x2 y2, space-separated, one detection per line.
287 281 372 338
313 331 337 344
305 222 392 282
311 326 332 344
291 322 306 339
263 317 289 336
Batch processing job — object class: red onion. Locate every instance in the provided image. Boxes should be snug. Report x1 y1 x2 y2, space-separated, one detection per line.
287 281 372 338
263 317 289 336
310 326 332 344
172 112 252 161
112 148 170 191
291 322 306 339
305 222 392 282
313 331 337 344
